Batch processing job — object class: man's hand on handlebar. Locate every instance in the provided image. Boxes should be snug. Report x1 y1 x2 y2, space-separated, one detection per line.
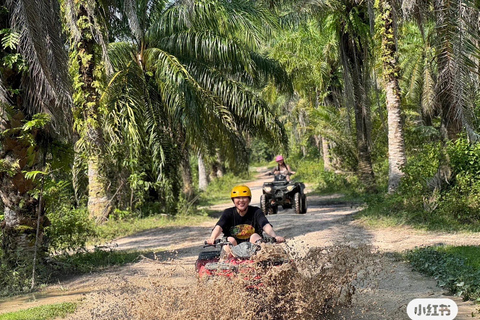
206 238 217 245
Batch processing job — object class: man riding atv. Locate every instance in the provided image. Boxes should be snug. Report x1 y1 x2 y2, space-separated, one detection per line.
206 185 285 247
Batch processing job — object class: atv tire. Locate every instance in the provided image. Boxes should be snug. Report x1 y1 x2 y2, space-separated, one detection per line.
260 194 268 215
270 205 278 215
294 192 301 214
301 194 307 214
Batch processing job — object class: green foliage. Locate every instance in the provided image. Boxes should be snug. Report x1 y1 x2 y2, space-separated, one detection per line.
46 207 96 253
0 251 33 296
0 28 20 50
52 248 142 274
433 138 480 224
94 214 212 242
248 138 275 165
397 143 440 209
0 303 77 320
176 195 209 216
405 246 480 301
0 28 28 74
448 138 480 176
198 173 251 206
357 141 480 231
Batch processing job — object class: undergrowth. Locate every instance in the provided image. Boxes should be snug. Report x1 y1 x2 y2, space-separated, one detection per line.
405 245 480 301
198 172 252 206
51 248 148 275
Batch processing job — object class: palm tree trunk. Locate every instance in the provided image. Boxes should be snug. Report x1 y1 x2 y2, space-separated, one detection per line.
352 69 375 190
181 149 195 201
322 136 333 171
380 0 406 193
198 154 209 191
339 2 375 191
0 110 48 266
74 2 111 222
215 152 225 177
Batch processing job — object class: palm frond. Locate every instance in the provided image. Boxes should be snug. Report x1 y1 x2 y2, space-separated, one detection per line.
152 0 277 49
8 0 72 135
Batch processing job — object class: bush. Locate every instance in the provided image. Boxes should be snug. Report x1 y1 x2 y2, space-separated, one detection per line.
0 251 32 296
199 173 251 205
45 207 96 253
405 246 480 301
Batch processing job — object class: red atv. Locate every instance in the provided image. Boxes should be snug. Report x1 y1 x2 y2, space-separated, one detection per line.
195 237 292 285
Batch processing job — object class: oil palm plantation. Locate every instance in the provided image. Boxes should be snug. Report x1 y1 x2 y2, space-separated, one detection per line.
102 0 289 207
288 0 375 189
268 18 348 169
402 0 480 141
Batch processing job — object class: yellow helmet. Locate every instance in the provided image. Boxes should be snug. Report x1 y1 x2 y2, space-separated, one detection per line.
230 185 252 198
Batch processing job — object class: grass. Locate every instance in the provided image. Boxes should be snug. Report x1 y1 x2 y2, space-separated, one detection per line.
352 191 480 232
52 248 157 274
197 172 254 206
95 214 214 243
0 303 77 320
405 245 480 301
436 246 480 269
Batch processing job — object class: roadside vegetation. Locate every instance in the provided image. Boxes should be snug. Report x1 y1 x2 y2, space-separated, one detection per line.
405 246 480 302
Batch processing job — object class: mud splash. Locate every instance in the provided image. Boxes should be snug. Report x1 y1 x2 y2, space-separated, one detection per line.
65 243 378 320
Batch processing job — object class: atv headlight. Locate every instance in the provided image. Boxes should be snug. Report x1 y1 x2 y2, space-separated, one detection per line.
286 185 295 192
263 187 272 193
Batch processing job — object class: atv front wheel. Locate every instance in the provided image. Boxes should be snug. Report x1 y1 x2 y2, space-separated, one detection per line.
294 192 301 214
260 194 268 215
301 194 307 214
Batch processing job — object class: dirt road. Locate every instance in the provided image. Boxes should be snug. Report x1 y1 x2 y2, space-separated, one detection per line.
1 168 480 319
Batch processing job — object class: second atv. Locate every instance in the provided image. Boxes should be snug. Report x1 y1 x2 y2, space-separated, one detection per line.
260 173 307 215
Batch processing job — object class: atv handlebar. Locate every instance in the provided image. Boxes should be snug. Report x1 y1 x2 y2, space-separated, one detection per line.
204 236 277 247
261 235 277 244
267 171 293 176
203 238 230 248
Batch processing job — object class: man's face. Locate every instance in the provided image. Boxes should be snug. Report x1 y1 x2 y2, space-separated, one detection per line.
233 196 250 212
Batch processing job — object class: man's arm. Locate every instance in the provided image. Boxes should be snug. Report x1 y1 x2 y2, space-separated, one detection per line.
262 223 285 243
206 225 223 245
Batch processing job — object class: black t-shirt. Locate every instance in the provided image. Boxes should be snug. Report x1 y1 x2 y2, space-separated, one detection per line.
216 206 270 243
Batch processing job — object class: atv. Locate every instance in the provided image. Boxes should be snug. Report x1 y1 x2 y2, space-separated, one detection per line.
260 173 307 215
195 236 292 286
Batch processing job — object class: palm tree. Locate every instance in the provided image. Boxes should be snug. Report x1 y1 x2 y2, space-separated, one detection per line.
304 0 375 189
402 0 480 141
268 17 348 168
398 21 436 128
102 0 289 204
0 0 71 264
401 0 480 191
62 0 114 222
378 0 406 193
